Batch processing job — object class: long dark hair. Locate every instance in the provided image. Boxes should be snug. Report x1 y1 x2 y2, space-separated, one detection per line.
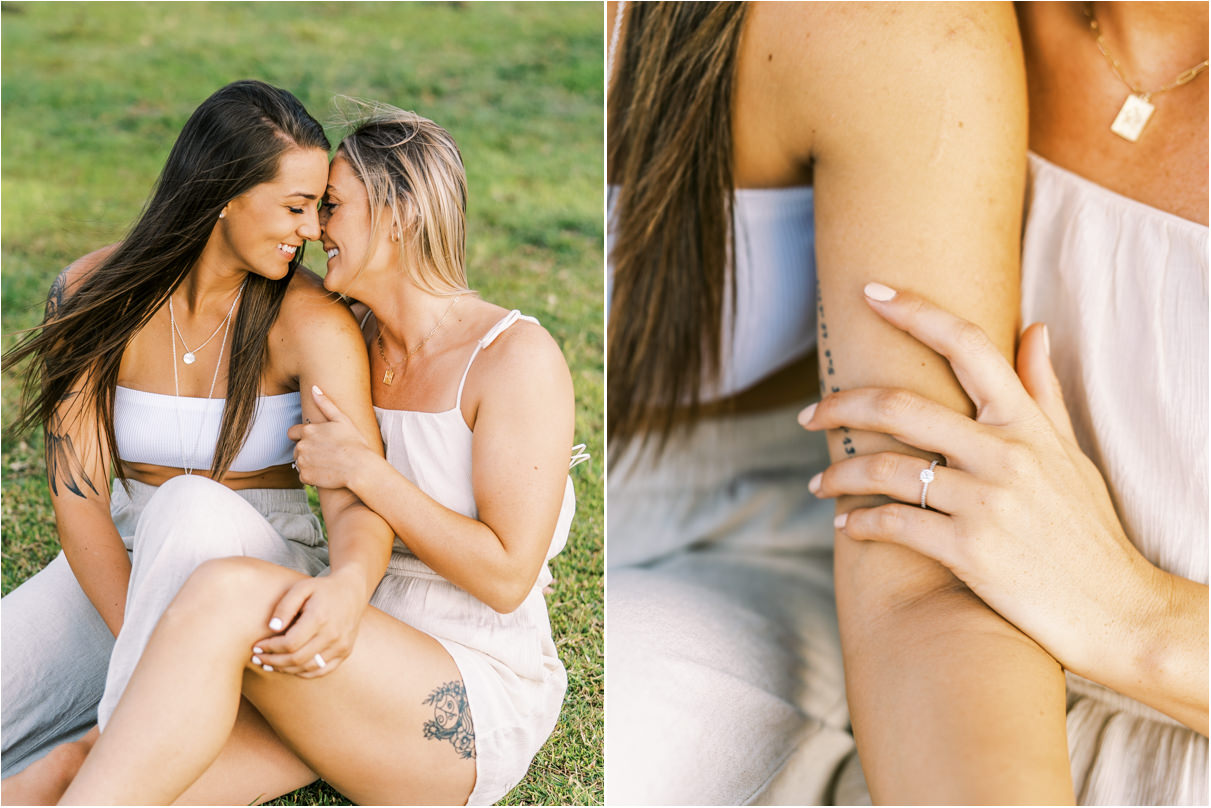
607 2 748 458
4 79 330 481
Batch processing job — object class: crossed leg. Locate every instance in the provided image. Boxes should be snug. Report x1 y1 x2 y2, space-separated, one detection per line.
59 556 476 806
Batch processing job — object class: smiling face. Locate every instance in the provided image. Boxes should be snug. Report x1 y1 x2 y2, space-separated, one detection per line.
318 153 398 296
217 146 330 280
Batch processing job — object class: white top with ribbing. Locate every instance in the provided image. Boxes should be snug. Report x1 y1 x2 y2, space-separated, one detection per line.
607 185 817 401
114 386 300 472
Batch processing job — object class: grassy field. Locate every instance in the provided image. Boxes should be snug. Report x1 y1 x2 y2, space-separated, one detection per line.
1 2 603 804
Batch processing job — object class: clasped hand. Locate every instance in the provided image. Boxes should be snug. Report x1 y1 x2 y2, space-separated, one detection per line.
799 283 1165 686
251 385 376 678
288 385 372 490
249 566 368 678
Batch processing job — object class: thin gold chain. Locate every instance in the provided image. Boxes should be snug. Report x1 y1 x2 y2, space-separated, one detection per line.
375 295 463 377
1084 3 1209 100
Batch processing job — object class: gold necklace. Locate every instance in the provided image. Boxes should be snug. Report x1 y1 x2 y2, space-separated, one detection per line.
375 295 462 386
1083 3 1209 142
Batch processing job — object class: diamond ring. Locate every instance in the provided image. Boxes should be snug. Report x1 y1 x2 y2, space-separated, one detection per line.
919 459 939 509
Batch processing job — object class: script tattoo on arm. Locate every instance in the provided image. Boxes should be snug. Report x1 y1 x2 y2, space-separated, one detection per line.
422 680 477 759
816 282 855 456
46 392 100 500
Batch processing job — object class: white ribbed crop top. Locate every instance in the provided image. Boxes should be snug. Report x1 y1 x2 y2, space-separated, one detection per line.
607 185 818 401
114 386 301 472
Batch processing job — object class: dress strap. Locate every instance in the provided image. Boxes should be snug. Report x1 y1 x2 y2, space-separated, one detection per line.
359 308 374 329
454 310 541 410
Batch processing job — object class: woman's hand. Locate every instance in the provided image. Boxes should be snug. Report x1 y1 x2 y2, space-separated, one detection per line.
288 385 376 491
249 565 369 678
799 282 1169 688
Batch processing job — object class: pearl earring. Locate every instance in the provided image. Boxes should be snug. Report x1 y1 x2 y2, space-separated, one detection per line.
219 210 226 220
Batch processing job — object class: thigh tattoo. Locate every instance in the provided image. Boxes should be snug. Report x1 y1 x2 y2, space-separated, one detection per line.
422 680 476 760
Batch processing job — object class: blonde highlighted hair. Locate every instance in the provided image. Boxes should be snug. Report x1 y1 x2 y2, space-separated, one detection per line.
334 99 470 295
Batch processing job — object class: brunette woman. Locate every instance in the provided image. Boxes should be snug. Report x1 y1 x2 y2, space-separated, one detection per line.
2 80 391 803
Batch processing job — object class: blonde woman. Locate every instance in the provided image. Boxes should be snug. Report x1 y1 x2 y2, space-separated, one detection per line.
54 105 577 806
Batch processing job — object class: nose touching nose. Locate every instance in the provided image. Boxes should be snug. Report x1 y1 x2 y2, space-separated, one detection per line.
300 208 321 241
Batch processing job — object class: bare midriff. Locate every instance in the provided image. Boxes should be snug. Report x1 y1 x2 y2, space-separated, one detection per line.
121 462 302 490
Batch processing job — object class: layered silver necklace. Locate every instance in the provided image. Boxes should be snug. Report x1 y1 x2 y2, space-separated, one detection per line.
169 279 245 474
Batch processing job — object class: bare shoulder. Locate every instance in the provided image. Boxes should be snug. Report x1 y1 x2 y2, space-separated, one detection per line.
51 244 120 301
473 310 571 397
271 268 366 381
761 1 1020 73
751 2 1024 157
279 267 360 336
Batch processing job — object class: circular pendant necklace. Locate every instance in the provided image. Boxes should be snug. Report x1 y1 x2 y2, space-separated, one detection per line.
169 280 246 365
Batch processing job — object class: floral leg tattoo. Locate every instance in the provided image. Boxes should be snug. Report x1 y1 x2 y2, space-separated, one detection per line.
422 680 476 759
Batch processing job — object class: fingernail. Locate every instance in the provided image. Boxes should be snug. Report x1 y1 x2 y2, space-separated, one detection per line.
797 402 818 427
312 385 323 397
253 646 264 655
269 617 283 632
864 282 897 302
1042 324 1051 358
252 656 262 666
834 512 849 529
808 472 823 495
262 664 274 672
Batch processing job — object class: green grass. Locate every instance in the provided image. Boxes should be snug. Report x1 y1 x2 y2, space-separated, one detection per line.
1 2 603 804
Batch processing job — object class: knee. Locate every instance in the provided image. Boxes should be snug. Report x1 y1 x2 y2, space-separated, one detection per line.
135 476 251 558
164 557 273 627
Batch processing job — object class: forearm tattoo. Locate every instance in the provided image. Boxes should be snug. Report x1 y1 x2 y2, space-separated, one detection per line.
422 680 476 759
46 393 99 500
816 283 855 456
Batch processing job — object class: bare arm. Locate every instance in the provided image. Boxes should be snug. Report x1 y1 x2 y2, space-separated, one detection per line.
293 321 574 614
48 384 127 635
291 281 394 604
41 258 128 635
775 3 1073 801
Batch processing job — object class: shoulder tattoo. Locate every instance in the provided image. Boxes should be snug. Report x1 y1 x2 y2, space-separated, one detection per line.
44 267 69 322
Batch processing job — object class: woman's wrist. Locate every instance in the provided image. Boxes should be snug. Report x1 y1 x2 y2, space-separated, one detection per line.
1090 561 1209 733
345 447 387 498
327 560 373 606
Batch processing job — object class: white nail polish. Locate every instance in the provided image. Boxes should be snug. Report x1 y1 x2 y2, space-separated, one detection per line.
253 646 264 655
1042 324 1051 358
263 664 274 672
312 384 323 397
864 282 897 302
808 472 823 495
269 618 283 632
252 656 262 666
797 402 818 427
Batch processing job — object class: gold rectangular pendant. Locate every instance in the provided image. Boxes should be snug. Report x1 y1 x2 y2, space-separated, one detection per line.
382 367 394 385
1110 93 1154 142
